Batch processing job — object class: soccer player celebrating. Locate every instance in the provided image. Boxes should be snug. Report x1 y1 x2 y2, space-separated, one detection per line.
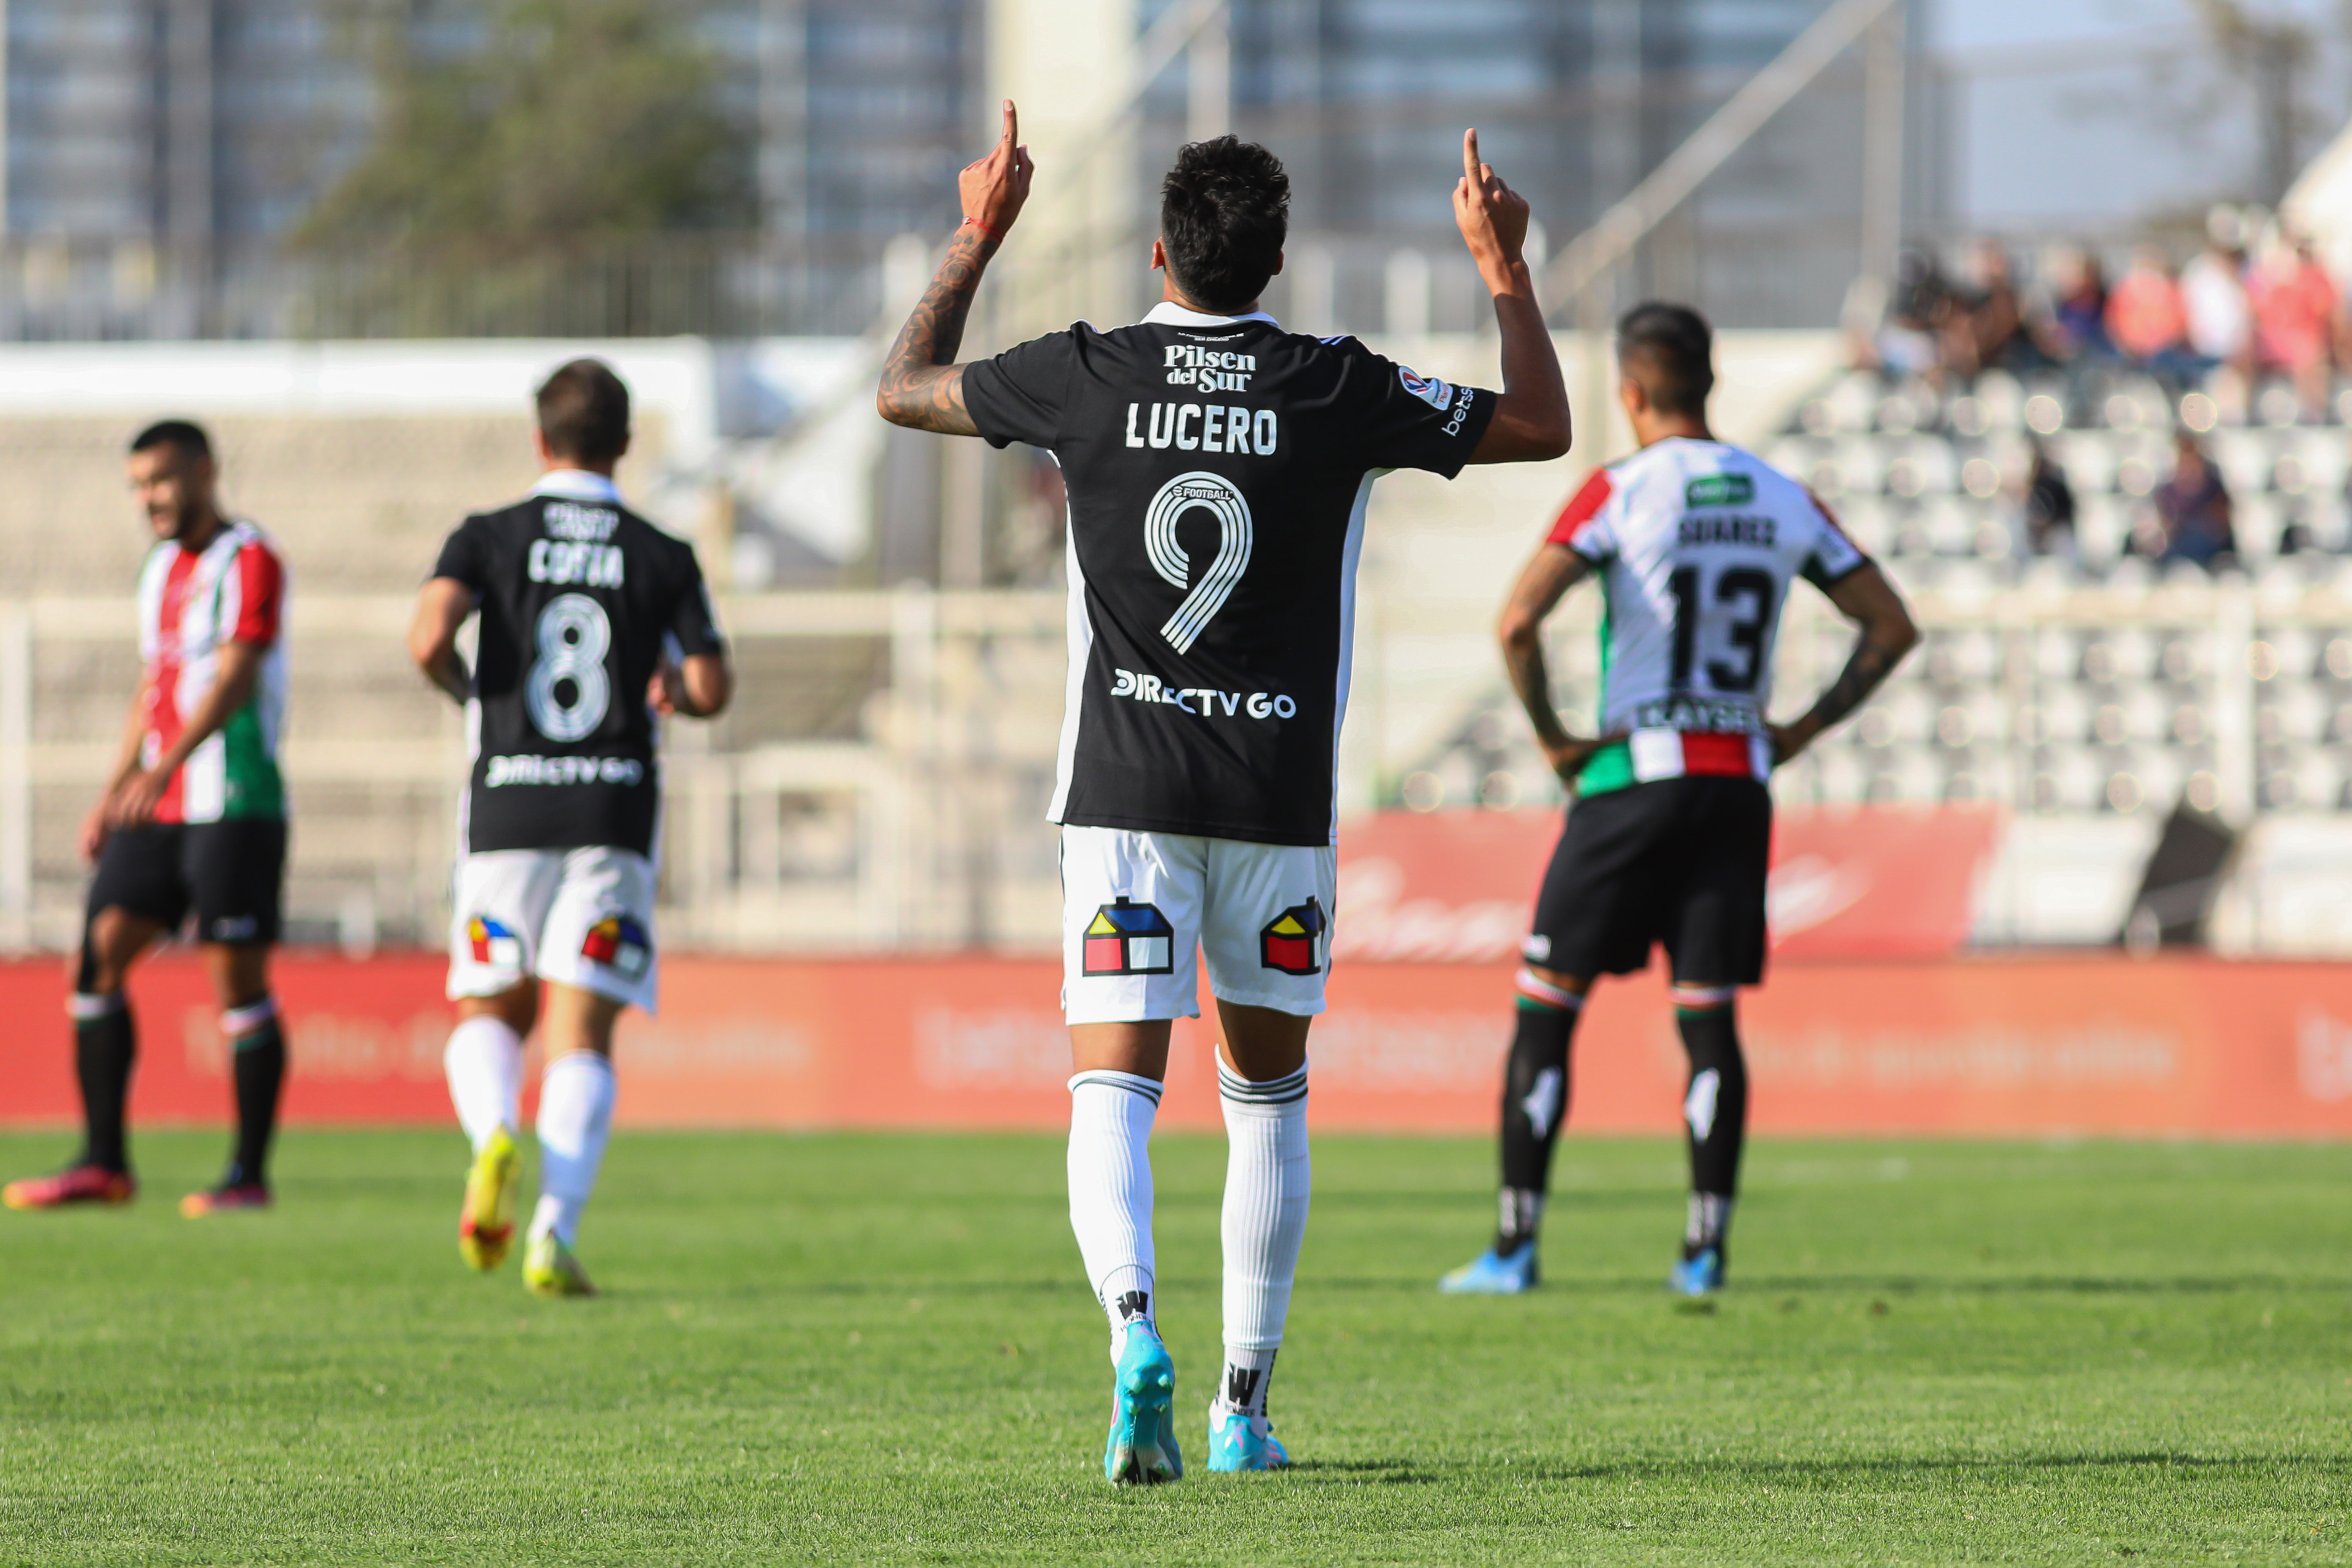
1438 303 1919 1300
408 361 730 1298
4 422 292 1217
878 104 1570 1481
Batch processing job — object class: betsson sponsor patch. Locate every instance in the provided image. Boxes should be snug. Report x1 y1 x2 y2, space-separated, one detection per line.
483 754 647 787
1108 669 1296 719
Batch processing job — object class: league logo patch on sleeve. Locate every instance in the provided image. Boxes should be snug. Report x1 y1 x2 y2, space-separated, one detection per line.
1082 898 1175 976
581 914 652 980
1398 367 1455 412
467 917 522 970
1259 898 1327 976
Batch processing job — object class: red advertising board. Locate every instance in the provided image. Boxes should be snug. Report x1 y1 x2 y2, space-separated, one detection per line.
3 949 2351 1140
1334 805 2000 962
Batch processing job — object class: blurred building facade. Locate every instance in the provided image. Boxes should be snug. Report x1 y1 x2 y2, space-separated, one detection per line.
1192 0 1925 328
0 0 1923 339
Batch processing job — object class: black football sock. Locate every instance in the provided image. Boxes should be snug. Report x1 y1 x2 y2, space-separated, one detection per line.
1495 973 1582 1253
1675 994 1747 1261
225 1000 285 1188
72 993 136 1174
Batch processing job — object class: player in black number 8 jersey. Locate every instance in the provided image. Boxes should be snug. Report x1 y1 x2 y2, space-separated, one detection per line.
879 103 1571 1481
408 359 732 1298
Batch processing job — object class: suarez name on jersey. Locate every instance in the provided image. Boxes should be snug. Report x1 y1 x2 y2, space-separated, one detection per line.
431 471 724 856
963 301 1495 847
138 520 289 823
1545 437 1870 797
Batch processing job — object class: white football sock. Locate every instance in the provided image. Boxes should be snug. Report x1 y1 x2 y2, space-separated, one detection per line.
1218 1060 1311 1367
1217 1345 1278 1423
530 1052 615 1247
443 1014 524 1154
1067 1069 1162 1358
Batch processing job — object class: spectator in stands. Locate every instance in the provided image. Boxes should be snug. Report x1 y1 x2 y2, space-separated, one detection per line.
2144 432 2235 569
2181 233 2254 417
2250 233 2339 420
1942 240 2039 379
2018 437 2077 558
2106 244 2206 392
2043 247 2114 362
1850 247 1949 379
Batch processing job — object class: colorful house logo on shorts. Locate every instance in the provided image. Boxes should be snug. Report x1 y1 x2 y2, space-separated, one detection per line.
1082 898 1175 977
467 917 522 969
1259 898 1327 976
581 914 652 980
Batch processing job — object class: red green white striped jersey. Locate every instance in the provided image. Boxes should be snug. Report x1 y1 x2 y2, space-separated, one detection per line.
136 521 289 822
1544 437 1867 797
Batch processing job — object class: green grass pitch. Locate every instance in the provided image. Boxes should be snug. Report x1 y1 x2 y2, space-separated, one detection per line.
4 1128 2350 1564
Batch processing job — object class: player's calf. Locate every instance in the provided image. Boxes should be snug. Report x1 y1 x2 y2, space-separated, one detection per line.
1671 984 1745 1295
1441 968 1584 1293
184 995 284 1217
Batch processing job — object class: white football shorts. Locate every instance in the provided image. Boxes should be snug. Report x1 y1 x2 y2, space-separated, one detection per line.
1060 825 1337 1025
447 845 661 1014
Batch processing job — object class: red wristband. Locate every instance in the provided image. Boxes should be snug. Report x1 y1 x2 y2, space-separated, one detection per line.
962 216 1002 243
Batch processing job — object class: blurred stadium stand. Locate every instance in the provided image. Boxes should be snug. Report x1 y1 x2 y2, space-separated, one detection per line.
0 0 2345 962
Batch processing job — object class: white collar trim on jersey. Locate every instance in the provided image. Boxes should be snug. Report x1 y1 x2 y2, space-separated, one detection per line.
1142 301 1280 329
532 469 622 502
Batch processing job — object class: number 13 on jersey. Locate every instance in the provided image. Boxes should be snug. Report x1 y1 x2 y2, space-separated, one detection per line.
1667 564 1775 694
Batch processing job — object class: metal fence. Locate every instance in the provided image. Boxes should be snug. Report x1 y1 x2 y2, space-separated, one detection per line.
9 576 2351 958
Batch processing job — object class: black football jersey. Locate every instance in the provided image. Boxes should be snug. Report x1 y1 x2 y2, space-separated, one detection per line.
430 472 724 856
964 302 1496 845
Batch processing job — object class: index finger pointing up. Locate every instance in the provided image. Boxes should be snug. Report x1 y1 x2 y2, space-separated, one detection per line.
1002 99 1019 146
1463 128 1482 182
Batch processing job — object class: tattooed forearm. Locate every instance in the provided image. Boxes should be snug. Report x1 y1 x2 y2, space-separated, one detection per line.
1800 631 1904 737
1501 631 1572 753
876 227 997 435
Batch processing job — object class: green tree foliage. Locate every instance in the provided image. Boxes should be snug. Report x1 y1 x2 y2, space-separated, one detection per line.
298 0 753 253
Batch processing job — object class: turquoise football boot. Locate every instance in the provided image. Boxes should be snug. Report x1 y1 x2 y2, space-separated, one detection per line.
1102 1323 1182 1485
1438 1239 1539 1294
1669 1245 1724 1297
1206 1409 1290 1473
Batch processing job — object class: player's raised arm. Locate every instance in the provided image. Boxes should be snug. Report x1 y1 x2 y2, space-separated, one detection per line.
876 99 1034 436
1768 563 1919 764
1454 130 1570 466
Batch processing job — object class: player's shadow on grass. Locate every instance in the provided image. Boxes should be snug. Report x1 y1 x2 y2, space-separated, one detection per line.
1312 1187 1666 1215
1306 1270 2352 1297
1543 1452 2352 1483
1736 1272 2352 1296
1282 1459 1441 1485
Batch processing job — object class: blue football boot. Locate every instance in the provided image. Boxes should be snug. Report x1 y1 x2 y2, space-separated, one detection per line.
1438 1238 1539 1294
1102 1324 1182 1485
1669 1245 1725 1297
1206 1409 1291 1473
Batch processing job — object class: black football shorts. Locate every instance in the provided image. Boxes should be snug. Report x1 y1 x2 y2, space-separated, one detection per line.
86 819 287 946
1524 776 1771 986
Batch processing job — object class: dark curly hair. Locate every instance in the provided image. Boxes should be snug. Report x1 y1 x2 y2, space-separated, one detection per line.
1159 136 1290 315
